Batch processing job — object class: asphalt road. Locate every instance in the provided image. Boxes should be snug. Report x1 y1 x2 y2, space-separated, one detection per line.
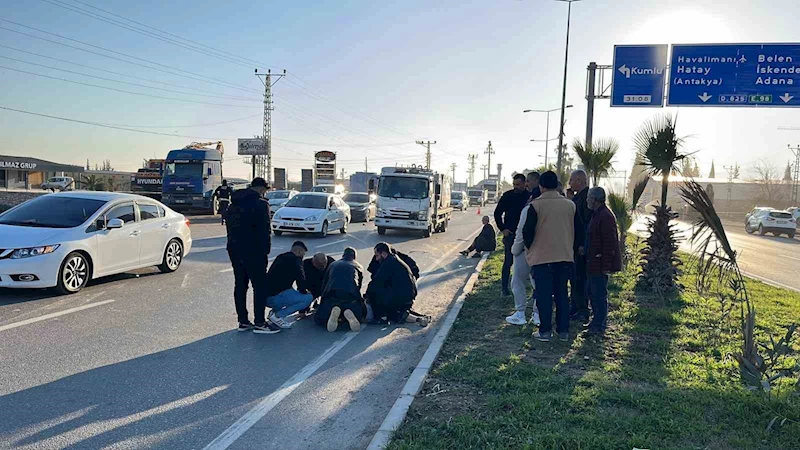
0 206 493 450
633 215 800 292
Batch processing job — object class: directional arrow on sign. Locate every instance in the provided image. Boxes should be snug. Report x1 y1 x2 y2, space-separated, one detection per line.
780 93 795 103
618 64 631 79
698 92 712 103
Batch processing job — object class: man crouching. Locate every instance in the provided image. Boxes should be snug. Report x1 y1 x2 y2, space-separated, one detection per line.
315 247 365 332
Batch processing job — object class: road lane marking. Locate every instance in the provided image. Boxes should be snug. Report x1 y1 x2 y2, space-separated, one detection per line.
315 239 347 249
779 253 800 262
219 268 234 273
194 235 226 242
0 300 116 333
203 227 482 449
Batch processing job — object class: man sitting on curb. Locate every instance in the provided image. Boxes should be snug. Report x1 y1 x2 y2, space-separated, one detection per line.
265 241 314 329
315 247 365 332
460 215 496 258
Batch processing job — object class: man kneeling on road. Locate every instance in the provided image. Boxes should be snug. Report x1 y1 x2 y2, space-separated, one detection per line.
301 252 335 316
367 243 420 280
315 247 365 332
460 215 496 258
366 242 430 326
265 241 314 329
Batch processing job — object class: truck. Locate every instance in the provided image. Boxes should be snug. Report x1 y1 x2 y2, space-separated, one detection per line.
467 187 488 207
161 141 225 215
349 171 378 193
130 159 165 201
373 165 452 238
483 178 499 204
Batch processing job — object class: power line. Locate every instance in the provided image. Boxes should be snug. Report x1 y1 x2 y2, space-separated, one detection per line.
0 64 260 108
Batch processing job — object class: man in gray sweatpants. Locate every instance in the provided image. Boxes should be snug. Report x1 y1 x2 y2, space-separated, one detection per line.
507 201 540 326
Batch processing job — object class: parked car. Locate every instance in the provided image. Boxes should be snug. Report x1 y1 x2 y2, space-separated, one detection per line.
271 192 350 237
745 208 796 238
266 189 298 217
41 176 74 191
343 192 376 222
745 206 771 224
0 192 191 294
451 191 468 211
788 206 800 226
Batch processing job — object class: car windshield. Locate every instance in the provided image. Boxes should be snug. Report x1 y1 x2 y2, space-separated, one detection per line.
452 192 463 199
468 191 482 197
285 194 327 209
165 162 202 177
378 177 428 200
0 196 106 228
344 193 370 203
769 212 792 219
311 186 333 193
267 191 290 199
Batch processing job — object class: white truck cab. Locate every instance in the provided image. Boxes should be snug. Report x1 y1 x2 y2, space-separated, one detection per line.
373 166 452 238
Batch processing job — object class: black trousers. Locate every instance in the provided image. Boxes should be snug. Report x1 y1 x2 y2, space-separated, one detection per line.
570 252 589 317
314 292 365 327
501 234 514 291
227 249 268 324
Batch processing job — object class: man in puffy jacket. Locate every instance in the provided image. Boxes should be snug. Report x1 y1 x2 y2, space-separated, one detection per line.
315 247 365 332
584 187 622 337
225 177 278 334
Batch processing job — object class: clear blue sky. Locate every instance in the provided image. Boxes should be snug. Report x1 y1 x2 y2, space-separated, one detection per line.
2 0 800 184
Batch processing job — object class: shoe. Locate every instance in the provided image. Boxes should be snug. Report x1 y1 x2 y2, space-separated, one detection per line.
327 306 341 332
533 331 551 342
237 322 254 332
253 321 281 334
343 309 361 332
501 289 511 297
530 311 541 327
472 252 482 258
558 332 569 342
417 315 431 327
459 250 470 256
268 312 293 329
505 311 526 326
583 327 605 338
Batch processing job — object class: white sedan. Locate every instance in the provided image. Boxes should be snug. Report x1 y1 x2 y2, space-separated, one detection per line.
271 192 350 238
0 191 192 294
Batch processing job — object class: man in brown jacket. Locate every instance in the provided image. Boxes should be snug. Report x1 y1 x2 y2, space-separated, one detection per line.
585 187 622 337
522 171 576 342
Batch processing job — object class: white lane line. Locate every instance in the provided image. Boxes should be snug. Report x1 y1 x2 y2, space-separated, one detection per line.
368 253 489 449
315 239 347 249
203 227 482 450
741 269 800 293
345 233 368 246
219 268 234 273
779 253 800 262
181 273 190 288
194 235 226 242
0 300 116 333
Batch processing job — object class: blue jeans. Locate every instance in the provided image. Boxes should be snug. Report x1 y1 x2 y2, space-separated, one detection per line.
588 274 609 331
531 261 573 335
267 289 314 319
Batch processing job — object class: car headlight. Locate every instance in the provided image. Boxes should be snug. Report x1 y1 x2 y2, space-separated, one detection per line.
305 214 320 222
11 244 60 259
418 210 428 218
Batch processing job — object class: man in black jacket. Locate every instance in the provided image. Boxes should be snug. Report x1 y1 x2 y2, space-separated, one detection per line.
460 215 496 257
225 177 278 334
526 171 541 201
303 253 335 299
494 173 530 296
315 247 365 332
265 241 314 329
366 242 429 326
214 179 234 225
367 244 420 280
569 169 592 322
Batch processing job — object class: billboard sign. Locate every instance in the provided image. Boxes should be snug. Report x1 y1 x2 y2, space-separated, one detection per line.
237 138 267 155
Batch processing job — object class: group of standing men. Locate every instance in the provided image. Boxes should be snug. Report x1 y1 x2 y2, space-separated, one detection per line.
494 169 622 342
223 177 428 335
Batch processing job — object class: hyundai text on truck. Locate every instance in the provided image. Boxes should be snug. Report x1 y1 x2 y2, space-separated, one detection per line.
130 159 165 201
161 142 225 215
373 166 452 238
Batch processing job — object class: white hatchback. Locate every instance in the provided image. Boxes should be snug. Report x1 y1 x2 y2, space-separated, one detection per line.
271 192 350 237
0 192 192 294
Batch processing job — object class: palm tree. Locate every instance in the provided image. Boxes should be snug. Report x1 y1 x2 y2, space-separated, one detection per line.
572 137 619 187
633 114 688 295
105 177 117 192
79 175 102 191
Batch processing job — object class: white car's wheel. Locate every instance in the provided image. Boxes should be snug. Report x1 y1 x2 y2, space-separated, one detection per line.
56 252 90 295
318 221 329 238
158 239 183 273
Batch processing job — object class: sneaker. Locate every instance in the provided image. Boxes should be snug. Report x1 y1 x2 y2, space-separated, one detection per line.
501 289 511 297
417 315 431 327
558 332 569 342
533 331 551 342
237 322 254 332
253 321 281 334
327 306 342 332
505 311 526 326
459 250 470 256
268 312 293 329
471 252 482 258
343 308 361 332
530 311 541 327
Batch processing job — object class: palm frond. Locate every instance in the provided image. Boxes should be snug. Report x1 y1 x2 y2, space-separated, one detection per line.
631 176 650 212
571 137 619 186
633 114 687 177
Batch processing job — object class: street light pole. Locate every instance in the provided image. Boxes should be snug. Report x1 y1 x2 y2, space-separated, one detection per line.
524 105 572 169
555 0 580 174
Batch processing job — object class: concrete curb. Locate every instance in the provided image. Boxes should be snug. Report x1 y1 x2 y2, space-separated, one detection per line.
366 253 489 450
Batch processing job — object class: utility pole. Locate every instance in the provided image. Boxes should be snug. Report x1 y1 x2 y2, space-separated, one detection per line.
790 144 800 204
340 168 346 183
481 164 488 181
556 0 580 174
416 140 437 170
365 157 368 173
449 162 457 185
723 164 736 211
256 69 286 184
585 61 597 146
467 154 477 187
484 141 495 178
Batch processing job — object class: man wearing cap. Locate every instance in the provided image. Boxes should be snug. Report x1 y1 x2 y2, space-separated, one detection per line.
522 171 576 342
225 177 279 334
265 240 314 329
315 247 365 332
